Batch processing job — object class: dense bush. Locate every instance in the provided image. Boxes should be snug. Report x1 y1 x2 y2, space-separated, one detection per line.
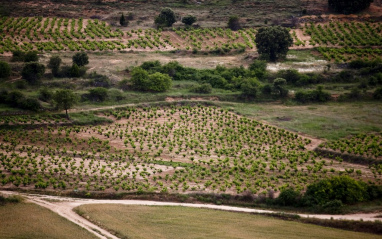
130 67 172 92
0 61 11 79
305 176 369 205
39 87 54 102
240 78 261 98
276 188 301 206
48 56 62 77
21 62 45 85
349 59 381 69
328 0 373 14
108 88 124 101
295 86 331 103
87 72 111 88
249 60 267 79
190 83 212 94
88 87 109 102
182 15 197 26
227 16 241 31
72 52 89 67
11 50 26 62
373 87 382 100
148 72 172 92
24 51 38 62
0 90 41 111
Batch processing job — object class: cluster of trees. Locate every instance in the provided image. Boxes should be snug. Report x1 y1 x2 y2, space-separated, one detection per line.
328 0 374 14
276 176 382 213
153 8 197 27
48 52 89 78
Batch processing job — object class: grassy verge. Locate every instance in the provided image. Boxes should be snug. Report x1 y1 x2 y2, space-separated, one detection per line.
0 202 96 239
74 204 382 239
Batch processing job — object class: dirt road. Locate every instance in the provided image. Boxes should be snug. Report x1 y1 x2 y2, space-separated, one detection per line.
1 191 381 239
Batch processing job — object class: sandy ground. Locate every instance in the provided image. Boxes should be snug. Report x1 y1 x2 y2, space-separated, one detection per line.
1 190 381 239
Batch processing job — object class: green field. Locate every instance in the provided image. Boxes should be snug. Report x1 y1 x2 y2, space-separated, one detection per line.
75 204 381 239
0 202 96 239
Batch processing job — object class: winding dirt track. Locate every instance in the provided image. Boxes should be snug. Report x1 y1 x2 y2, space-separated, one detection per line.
1 191 381 239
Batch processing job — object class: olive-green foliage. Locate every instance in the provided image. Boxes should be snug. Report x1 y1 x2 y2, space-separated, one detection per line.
276 188 301 206
88 87 109 102
148 72 172 92
155 8 177 27
70 63 81 77
240 78 261 98
130 67 172 92
227 15 241 31
24 51 38 62
328 0 373 14
21 62 45 85
373 87 382 100
272 78 288 98
38 87 54 102
0 90 41 111
53 89 78 118
72 52 89 67
190 83 212 94
0 61 11 79
255 26 293 61
182 15 197 26
48 56 62 77
295 86 331 103
305 176 369 205
11 50 26 62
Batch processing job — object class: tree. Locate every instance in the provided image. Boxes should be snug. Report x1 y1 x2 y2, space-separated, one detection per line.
182 15 196 26
48 56 62 77
120 13 128 27
228 16 241 31
155 8 177 27
21 62 45 85
328 0 373 14
72 52 89 67
0 61 11 79
255 26 293 62
88 87 108 102
70 63 81 77
53 89 77 119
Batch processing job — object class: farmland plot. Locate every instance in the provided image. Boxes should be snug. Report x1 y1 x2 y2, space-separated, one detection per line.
0 105 379 195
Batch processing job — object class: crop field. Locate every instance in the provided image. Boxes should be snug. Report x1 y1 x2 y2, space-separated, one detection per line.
0 105 379 195
74 204 382 239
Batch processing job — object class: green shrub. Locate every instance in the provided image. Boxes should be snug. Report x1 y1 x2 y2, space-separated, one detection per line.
24 51 39 62
328 0 373 14
155 8 177 27
0 61 11 79
295 86 331 103
48 56 62 77
72 52 89 67
87 72 111 88
88 87 108 102
108 88 124 101
276 188 301 206
241 78 261 98
21 62 45 85
39 87 54 102
11 50 26 62
182 15 197 26
148 72 172 92
373 87 382 100
304 176 369 205
190 83 212 94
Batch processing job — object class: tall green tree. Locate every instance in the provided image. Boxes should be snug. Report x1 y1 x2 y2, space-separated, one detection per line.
328 0 373 14
227 16 241 31
120 13 128 26
53 89 77 119
155 8 177 27
255 26 293 62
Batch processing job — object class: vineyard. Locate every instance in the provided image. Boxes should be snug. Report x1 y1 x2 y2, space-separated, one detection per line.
0 105 380 195
297 21 382 62
319 133 382 160
0 16 260 54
